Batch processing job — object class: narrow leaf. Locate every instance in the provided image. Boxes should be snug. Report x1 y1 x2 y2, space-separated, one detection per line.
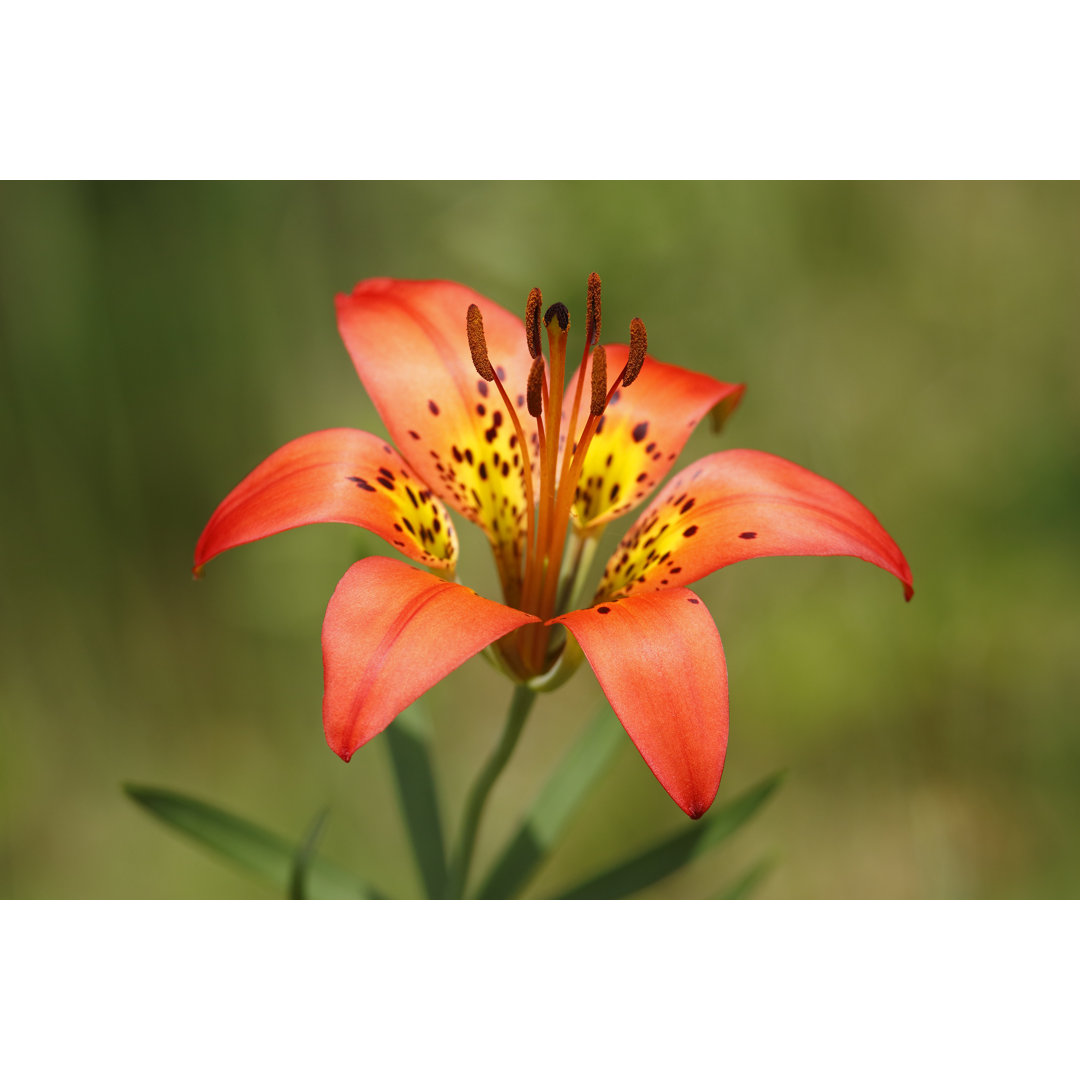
289 806 330 900
385 704 448 898
125 784 372 899
556 772 783 900
477 707 624 899
714 856 775 900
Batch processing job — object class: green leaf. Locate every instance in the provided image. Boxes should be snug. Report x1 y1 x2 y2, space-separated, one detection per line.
288 806 330 900
385 705 448 898
125 784 373 899
477 707 624 899
714 856 775 899
556 772 784 900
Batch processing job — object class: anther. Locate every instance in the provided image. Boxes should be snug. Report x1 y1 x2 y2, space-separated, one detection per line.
585 273 602 348
525 288 543 361
544 302 570 331
590 346 607 416
624 317 647 386
466 304 494 381
527 357 545 417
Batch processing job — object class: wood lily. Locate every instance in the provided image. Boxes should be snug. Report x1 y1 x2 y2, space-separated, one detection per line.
195 277 912 820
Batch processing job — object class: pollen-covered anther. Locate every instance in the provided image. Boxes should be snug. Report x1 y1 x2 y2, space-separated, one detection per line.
466 304 494 381
585 272 602 347
525 288 543 360
624 317 647 386
527 357 545 418
590 346 608 416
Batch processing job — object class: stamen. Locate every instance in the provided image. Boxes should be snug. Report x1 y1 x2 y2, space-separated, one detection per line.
585 272 602 348
466 304 494 381
525 288 543 360
527 357 545 418
624 317 647 386
590 346 607 416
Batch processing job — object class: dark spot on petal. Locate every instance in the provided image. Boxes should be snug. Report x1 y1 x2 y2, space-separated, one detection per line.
596 415 606 435
740 531 758 539
452 445 463 463
636 472 648 483
632 421 649 442
346 475 376 492
476 403 486 416
496 365 506 380
406 487 419 508
479 462 488 480
477 380 489 398
687 597 700 604
597 606 611 614
408 430 421 440
402 518 416 535
645 441 656 453
610 483 620 501
428 400 440 415
465 448 474 465
683 525 698 537
376 477 395 491
493 410 504 428
679 498 696 515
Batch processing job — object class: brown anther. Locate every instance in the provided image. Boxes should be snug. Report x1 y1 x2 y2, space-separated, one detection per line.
525 288 543 360
544 302 570 332
585 272 602 347
590 346 607 416
624 317 647 386
527 357 545 417
467 304 494 381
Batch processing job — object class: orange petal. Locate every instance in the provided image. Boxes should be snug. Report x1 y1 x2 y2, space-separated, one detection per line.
323 557 539 760
552 589 729 818
336 279 536 554
564 348 744 530
194 429 456 574
597 449 914 601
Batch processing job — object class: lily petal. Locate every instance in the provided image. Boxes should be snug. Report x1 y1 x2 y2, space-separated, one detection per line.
552 589 729 819
336 279 536 555
323 557 539 760
194 428 456 574
565 349 745 530
597 448 914 601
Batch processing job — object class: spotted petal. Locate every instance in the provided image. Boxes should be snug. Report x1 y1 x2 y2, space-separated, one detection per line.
194 428 456 574
323 557 539 760
564 348 744 531
336 279 536 559
552 589 729 819
597 448 914 601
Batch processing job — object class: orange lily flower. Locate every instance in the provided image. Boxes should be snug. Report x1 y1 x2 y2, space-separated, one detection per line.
195 277 912 819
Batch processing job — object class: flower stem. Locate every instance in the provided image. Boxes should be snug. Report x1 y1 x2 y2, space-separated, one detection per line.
446 683 538 898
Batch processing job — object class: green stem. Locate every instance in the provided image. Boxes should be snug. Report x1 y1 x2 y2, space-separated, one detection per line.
446 683 537 898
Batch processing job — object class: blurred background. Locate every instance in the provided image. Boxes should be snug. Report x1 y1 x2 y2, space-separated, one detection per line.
1 182 1077 898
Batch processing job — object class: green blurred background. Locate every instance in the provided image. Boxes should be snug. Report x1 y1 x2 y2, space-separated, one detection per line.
1 182 1077 898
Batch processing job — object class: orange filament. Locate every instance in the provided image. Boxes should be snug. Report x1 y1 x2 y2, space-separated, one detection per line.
467 277 648 676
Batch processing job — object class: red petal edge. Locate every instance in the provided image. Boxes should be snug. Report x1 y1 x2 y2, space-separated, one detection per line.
323 557 539 760
194 429 457 574
552 588 729 818
598 448 914 602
